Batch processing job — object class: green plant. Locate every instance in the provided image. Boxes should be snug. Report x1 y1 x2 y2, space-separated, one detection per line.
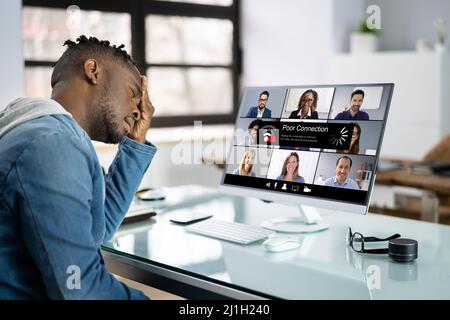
359 19 379 35
434 18 447 45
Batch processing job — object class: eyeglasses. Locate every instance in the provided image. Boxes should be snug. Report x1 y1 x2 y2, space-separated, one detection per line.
347 227 401 254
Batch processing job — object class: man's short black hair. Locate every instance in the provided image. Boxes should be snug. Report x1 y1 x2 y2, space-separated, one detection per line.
336 156 352 167
351 89 365 99
259 91 270 98
51 35 137 87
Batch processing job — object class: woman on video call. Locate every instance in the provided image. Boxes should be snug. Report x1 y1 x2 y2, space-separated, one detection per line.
337 122 361 155
289 89 319 119
233 149 256 177
276 152 305 183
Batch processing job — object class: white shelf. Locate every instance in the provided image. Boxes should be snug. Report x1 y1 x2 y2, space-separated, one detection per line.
328 51 450 160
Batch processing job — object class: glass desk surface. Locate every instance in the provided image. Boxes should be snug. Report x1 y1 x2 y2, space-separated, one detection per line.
102 185 450 299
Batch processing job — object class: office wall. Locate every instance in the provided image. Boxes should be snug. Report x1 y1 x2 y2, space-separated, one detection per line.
241 0 364 86
241 0 333 86
367 0 450 51
332 0 366 53
0 0 24 109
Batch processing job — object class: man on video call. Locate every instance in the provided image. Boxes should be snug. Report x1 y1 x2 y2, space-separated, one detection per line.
324 156 360 190
0 36 155 299
246 90 272 118
334 89 369 120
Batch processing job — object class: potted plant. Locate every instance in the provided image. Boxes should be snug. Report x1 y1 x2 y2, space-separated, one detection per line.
350 19 380 53
434 17 447 52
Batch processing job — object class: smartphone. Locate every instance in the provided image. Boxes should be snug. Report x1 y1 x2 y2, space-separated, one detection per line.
169 211 213 225
135 188 166 201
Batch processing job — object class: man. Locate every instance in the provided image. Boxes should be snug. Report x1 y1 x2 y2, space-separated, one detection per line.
324 156 360 190
334 89 369 120
246 91 272 118
0 36 156 299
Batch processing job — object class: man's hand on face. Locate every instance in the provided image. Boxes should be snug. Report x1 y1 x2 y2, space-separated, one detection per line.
128 75 154 144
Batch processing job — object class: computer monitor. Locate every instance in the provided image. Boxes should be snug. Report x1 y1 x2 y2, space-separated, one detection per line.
220 84 394 232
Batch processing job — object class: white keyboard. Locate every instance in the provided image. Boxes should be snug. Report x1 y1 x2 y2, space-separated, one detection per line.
185 219 274 245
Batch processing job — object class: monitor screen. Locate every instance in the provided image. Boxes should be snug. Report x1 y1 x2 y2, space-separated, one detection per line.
221 84 394 214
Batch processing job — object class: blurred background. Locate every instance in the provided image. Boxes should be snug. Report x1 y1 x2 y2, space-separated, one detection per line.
2 0 450 224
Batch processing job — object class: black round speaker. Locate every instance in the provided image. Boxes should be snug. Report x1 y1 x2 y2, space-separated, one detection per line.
388 238 418 262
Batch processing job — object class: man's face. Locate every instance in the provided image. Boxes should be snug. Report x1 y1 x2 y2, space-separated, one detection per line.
336 158 351 183
258 94 268 110
92 63 142 144
349 94 364 114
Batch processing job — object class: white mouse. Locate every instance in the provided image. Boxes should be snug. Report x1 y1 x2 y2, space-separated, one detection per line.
262 236 301 252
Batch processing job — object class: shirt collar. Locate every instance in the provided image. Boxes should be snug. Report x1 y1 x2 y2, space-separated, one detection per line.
257 107 265 117
334 176 349 185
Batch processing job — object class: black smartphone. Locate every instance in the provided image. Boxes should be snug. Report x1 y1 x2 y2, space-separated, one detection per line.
135 188 166 201
169 211 213 225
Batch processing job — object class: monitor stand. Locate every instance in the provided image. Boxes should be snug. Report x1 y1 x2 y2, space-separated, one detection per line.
260 205 330 233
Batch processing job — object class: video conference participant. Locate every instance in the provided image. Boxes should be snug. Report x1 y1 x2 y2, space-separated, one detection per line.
337 123 361 155
289 89 319 119
246 91 272 118
324 156 359 190
246 119 259 145
276 152 305 183
233 149 256 177
334 89 369 120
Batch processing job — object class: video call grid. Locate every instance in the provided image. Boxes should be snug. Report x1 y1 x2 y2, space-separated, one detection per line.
225 85 390 197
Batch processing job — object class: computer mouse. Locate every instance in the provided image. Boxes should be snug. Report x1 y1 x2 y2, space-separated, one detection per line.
262 236 301 253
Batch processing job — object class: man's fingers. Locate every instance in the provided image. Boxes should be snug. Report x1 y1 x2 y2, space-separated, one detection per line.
141 75 148 97
139 74 154 116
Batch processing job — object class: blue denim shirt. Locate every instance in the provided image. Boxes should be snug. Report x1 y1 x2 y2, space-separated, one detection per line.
0 113 156 299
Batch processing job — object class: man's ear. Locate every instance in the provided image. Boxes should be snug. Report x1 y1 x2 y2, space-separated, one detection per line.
83 59 101 85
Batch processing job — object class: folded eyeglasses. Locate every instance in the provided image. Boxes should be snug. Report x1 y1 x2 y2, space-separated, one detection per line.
347 227 401 254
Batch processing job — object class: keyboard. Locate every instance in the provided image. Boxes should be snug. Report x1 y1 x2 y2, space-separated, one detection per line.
185 219 274 245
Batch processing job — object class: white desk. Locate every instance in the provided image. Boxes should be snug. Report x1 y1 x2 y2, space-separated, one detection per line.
102 185 450 299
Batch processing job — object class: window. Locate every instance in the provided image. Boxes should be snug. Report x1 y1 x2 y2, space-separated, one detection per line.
23 0 240 127
161 0 232 5
146 15 233 117
23 6 130 98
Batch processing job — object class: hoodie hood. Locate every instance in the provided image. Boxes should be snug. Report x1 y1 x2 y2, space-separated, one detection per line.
0 97 71 139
